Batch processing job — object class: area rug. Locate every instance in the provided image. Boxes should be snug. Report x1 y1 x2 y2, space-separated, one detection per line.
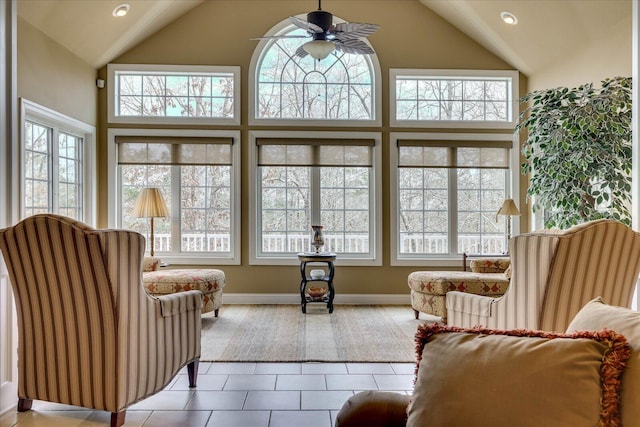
200 304 429 362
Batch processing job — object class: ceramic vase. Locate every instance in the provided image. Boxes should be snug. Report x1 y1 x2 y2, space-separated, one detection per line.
311 225 324 253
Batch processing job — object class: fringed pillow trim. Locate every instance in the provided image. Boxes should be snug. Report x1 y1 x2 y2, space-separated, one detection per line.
413 324 630 427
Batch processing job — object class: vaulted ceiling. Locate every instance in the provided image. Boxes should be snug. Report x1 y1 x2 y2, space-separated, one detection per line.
17 0 631 77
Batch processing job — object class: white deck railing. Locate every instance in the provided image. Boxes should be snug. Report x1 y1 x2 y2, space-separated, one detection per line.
150 233 505 254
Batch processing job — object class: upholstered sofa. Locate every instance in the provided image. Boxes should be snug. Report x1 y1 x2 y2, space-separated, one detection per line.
335 297 640 427
408 257 510 321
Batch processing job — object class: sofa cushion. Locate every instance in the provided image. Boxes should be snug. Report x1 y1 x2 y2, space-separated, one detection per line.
407 323 630 427
566 297 640 426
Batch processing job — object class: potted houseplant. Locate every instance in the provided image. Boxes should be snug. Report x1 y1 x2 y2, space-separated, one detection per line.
515 76 632 229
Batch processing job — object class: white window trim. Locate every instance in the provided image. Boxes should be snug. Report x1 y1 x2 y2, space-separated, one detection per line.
389 69 519 129
20 98 97 226
389 131 520 267
107 64 241 126
249 130 382 266
248 15 382 128
107 127 241 265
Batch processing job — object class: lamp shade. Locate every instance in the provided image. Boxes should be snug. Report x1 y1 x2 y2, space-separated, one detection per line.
497 198 521 217
132 188 169 218
302 39 335 60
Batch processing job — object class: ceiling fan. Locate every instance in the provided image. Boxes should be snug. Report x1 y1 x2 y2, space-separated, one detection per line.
256 0 380 61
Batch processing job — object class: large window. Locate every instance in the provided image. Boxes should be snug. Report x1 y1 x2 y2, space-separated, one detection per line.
250 17 381 126
391 133 515 265
21 99 95 223
108 64 241 125
389 69 518 129
110 130 241 264
250 132 382 265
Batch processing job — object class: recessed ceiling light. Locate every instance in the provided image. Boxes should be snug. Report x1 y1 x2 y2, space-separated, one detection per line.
500 11 518 25
112 4 130 17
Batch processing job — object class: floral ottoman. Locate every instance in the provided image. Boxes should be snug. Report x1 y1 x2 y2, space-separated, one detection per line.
408 260 510 322
143 268 225 316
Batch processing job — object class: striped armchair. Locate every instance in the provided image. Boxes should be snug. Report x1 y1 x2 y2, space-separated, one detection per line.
447 219 640 332
0 214 202 427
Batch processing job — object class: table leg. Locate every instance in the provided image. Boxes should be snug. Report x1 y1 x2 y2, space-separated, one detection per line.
300 261 307 313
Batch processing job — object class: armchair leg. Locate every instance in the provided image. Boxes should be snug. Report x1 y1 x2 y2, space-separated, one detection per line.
188 359 199 388
17 398 32 412
214 309 219 317
111 411 126 427
414 309 419 320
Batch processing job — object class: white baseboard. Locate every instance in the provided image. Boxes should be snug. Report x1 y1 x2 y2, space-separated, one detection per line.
0 382 17 416
223 293 410 305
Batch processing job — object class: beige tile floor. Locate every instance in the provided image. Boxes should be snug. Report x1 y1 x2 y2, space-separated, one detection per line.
0 362 415 427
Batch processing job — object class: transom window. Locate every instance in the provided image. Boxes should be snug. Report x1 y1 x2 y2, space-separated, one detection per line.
251 21 381 126
108 64 241 125
389 69 518 129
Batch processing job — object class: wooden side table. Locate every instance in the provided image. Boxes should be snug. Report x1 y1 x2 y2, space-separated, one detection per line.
297 252 336 313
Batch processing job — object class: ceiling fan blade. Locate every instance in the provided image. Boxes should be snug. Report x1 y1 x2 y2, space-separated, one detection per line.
333 38 375 55
251 35 310 40
295 45 310 58
332 22 380 39
289 16 323 33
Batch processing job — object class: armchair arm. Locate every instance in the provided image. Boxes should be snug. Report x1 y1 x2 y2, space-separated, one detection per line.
156 290 203 317
446 291 497 328
336 391 410 427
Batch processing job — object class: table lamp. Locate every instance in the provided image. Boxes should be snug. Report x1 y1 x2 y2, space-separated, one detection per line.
496 198 520 242
132 187 169 256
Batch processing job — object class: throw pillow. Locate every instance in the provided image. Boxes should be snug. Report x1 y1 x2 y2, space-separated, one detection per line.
406 323 630 427
567 297 640 426
142 256 160 272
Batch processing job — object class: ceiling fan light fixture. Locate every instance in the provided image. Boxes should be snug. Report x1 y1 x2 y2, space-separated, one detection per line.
112 4 130 17
500 11 518 25
302 39 335 60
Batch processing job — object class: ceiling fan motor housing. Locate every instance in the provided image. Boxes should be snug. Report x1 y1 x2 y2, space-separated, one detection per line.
308 10 333 33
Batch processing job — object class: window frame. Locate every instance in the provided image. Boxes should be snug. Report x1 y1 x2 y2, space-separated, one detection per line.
389 132 519 267
20 98 96 225
248 14 382 128
389 69 519 129
107 64 241 126
107 127 241 265
249 130 382 266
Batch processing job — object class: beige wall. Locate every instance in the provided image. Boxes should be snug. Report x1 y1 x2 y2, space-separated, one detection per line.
528 14 631 91
99 0 524 296
18 17 96 126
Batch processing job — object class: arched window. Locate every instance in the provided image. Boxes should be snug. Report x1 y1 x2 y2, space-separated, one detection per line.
249 16 383 265
251 20 381 124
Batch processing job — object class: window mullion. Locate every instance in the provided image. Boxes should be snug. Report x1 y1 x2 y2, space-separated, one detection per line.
311 166 321 226
449 167 458 256
171 165 181 254
50 127 58 213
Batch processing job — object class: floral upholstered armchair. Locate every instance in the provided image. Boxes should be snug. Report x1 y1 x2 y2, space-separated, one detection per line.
0 214 202 427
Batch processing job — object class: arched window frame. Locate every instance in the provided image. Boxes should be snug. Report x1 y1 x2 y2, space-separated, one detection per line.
249 14 382 127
